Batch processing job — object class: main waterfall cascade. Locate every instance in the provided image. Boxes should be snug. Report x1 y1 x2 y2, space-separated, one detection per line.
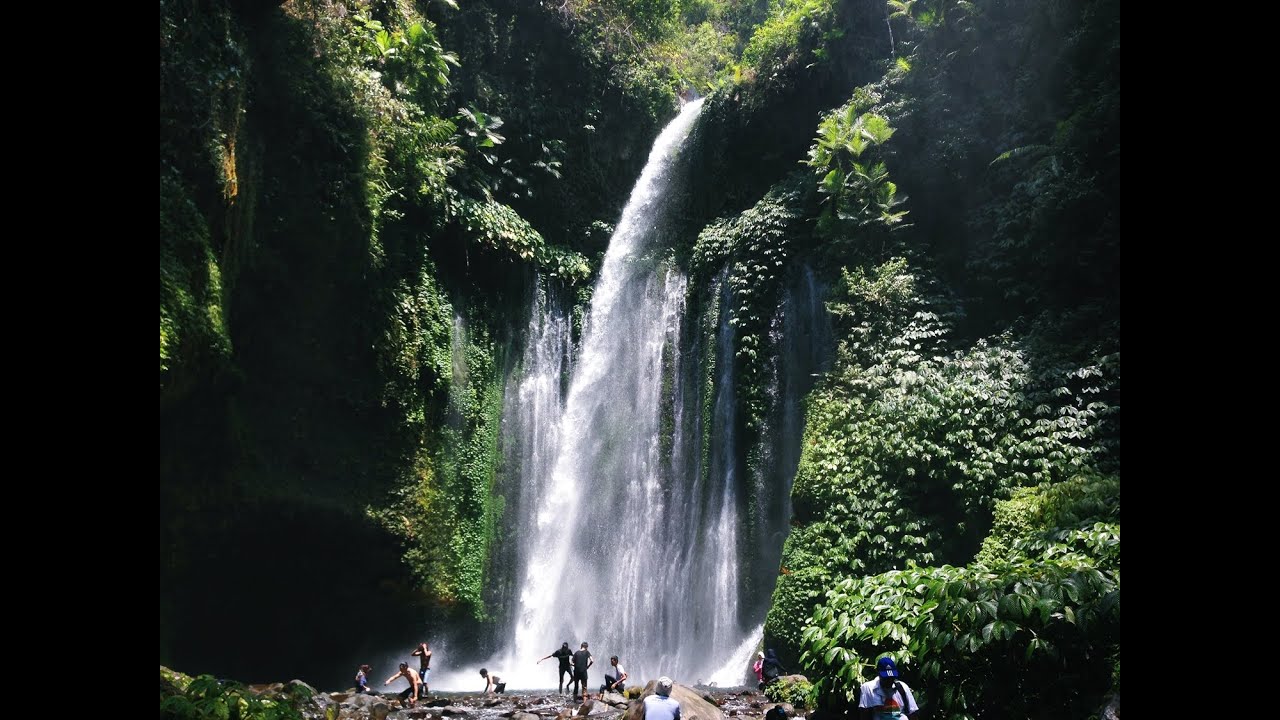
434 99 831 690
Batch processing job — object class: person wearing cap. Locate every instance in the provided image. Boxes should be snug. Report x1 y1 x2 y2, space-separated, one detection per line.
480 668 507 694
601 655 628 694
858 656 918 719
384 662 421 709
571 642 594 700
643 676 681 720
538 641 574 694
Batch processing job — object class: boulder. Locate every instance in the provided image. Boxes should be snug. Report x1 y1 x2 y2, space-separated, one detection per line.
622 681 724 720
288 679 320 696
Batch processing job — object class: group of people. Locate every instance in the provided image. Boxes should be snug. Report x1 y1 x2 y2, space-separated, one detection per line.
536 641 628 700
752 648 786 690
359 638 913 719
354 640 433 709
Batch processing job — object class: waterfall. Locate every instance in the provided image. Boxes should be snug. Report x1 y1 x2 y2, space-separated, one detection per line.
501 99 719 689
433 99 830 692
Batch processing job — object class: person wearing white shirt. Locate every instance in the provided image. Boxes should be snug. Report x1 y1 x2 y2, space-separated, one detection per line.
602 655 629 693
858 657 918 720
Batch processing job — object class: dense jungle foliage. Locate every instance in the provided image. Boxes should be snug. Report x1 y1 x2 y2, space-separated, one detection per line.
161 0 1118 715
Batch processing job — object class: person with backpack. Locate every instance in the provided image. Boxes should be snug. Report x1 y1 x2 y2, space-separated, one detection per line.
858 656 918 719
760 648 785 688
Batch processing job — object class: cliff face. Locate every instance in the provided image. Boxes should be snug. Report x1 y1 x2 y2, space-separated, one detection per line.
160 0 666 686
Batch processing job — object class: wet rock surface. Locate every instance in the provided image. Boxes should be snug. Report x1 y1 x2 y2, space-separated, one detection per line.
299 684 784 720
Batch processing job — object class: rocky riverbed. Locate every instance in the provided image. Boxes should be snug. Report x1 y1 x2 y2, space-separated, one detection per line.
161 667 804 720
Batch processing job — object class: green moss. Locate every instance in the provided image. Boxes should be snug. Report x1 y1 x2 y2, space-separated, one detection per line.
976 473 1121 566
690 180 804 432
159 167 232 396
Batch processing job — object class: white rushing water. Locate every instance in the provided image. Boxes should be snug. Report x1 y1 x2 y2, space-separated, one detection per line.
430 98 830 693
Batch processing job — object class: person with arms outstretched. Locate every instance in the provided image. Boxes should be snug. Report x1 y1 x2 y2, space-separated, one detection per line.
538 641 574 694
384 662 420 709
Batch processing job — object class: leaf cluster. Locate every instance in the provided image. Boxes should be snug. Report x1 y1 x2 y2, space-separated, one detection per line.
160 673 306 720
799 475 1119 720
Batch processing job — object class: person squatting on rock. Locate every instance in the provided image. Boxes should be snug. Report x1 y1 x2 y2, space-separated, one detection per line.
601 655 628 694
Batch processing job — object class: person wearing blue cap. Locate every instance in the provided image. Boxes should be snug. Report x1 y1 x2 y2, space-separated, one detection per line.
858 656 918 719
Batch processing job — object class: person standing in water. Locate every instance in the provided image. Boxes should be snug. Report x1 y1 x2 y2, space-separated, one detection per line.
538 641 574 694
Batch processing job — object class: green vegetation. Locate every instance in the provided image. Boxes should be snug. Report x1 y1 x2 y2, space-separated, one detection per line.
799 475 1119 718
765 675 816 708
160 668 307 720
161 0 1118 710
674 0 1119 717
159 0 700 679
690 182 804 431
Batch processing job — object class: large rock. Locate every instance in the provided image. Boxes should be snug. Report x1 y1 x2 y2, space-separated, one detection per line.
288 679 320 696
621 681 724 720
